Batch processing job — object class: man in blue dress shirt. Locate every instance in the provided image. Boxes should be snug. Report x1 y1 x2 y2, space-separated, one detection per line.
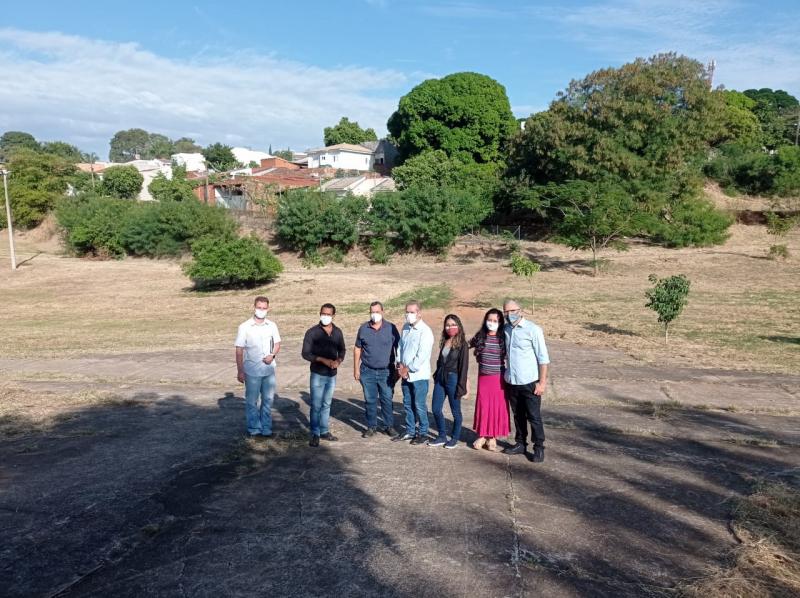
501 298 550 463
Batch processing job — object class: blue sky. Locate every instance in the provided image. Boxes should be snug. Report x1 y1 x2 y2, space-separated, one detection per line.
1 0 798 158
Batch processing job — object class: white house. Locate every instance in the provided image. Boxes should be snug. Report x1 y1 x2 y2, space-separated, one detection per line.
171 152 206 172
307 143 374 171
232 147 272 167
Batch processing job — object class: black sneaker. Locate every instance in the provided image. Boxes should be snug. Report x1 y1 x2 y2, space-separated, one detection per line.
528 446 545 463
320 433 338 442
261 432 273 439
427 437 447 447
309 435 320 447
502 443 526 455
410 436 428 445
362 428 376 438
382 426 399 437
392 433 414 442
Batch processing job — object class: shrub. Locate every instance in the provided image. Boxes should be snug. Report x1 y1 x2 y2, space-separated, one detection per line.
148 171 195 202
57 194 237 258
276 189 367 254
705 143 800 197
56 193 135 258
768 244 790 260
100 165 144 199
645 273 691 344
368 237 393 264
655 196 732 247
369 186 492 253
183 235 283 288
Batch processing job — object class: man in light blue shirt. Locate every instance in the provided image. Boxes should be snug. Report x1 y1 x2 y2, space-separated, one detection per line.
393 300 434 445
502 298 550 463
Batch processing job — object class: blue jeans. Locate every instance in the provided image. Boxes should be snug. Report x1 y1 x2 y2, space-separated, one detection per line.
432 371 462 441
401 379 429 436
244 373 276 435
309 372 336 436
360 365 395 429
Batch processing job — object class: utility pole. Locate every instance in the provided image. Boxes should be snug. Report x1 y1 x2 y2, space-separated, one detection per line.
1 168 18 270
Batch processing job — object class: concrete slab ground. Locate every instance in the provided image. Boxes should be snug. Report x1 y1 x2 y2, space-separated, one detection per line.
1 341 799 597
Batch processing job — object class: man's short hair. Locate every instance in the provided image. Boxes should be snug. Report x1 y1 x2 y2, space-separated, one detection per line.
369 301 384 310
503 298 519 309
254 296 270 306
320 303 336 315
405 300 421 311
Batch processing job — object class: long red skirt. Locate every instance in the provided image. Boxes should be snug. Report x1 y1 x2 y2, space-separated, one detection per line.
473 374 510 437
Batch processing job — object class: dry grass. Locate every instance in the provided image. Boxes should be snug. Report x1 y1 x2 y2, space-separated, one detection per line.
1 223 798 374
680 482 800 597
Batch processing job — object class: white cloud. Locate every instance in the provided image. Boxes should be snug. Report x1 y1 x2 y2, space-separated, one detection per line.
539 0 800 95
0 28 412 158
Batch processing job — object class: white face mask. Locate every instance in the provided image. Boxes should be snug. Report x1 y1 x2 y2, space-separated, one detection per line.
370 313 383 323
486 321 499 332
254 308 268 320
405 312 418 325
320 315 333 326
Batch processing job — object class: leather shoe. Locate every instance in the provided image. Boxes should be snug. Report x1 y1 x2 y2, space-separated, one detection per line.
527 446 545 463
309 435 320 447
320 433 338 442
502 443 525 455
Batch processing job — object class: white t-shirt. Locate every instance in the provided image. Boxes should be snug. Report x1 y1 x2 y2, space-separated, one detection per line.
235 318 281 377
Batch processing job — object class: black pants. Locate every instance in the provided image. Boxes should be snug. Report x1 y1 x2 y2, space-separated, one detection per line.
506 382 545 448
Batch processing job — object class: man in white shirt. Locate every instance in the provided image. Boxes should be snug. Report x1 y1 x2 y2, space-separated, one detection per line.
393 300 434 445
235 296 282 437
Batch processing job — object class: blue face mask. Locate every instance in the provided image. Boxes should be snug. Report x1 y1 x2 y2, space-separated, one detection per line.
507 312 521 324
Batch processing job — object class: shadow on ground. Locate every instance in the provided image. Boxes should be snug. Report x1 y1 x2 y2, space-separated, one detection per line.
1 388 799 597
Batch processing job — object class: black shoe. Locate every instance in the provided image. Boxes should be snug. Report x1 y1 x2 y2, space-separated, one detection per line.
309 435 320 447
392 433 414 442
320 433 338 442
528 446 545 463
502 443 526 455
362 427 376 438
410 435 428 445
260 432 273 439
382 426 399 437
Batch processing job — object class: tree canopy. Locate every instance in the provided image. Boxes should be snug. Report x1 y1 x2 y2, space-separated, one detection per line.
202 143 240 172
505 53 730 248
101 165 144 199
323 117 377 146
109 129 202 161
387 72 517 165
0 131 40 161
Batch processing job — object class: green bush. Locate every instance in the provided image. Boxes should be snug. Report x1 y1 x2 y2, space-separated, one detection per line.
369 186 491 253
101 165 144 199
654 197 732 247
56 194 237 258
183 235 283 288
367 237 393 264
148 171 196 202
276 189 367 253
768 244 790 260
55 193 134 258
705 143 800 197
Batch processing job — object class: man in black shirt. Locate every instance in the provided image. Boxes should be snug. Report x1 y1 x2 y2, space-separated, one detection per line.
301 303 346 447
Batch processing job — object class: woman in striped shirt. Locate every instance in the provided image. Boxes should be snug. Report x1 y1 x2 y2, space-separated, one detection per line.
469 308 510 451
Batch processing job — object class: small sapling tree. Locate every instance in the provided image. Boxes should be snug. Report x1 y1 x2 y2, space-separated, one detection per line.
510 252 541 311
645 274 690 345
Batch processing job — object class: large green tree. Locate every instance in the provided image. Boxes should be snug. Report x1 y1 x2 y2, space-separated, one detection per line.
0 131 40 161
506 53 730 247
202 143 240 171
323 117 377 146
109 128 151 162
40 141 85 162
101 165 144 199
387 72 517 164
173 137 202 153
0 149 77 228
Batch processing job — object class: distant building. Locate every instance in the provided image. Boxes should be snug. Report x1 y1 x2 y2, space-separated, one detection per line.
320 175 395 197
306 143 374 171
231 147 272 167
171 152 206 172
359 140 398 173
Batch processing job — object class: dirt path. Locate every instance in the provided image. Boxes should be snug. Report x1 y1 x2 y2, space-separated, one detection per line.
2 337 800 596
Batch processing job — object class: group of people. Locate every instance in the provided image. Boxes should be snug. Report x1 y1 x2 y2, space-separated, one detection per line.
234 294 550 463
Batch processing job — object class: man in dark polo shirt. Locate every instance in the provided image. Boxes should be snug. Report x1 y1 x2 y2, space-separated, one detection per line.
354 301 401 438
302 303 346 447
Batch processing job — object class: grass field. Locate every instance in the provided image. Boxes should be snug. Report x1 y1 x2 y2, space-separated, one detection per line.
1 222 798 373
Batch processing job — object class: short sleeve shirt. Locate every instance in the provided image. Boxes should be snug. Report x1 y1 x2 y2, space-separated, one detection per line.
355 320 399 369
235 318 281 377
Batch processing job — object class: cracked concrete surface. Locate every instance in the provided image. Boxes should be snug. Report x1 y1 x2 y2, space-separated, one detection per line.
2 341 799 597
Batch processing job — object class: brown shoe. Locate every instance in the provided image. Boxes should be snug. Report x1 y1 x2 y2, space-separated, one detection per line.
472 437 486 450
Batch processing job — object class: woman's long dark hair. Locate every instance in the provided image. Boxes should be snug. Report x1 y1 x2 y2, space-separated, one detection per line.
469 308 505 354
439 314 466 351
